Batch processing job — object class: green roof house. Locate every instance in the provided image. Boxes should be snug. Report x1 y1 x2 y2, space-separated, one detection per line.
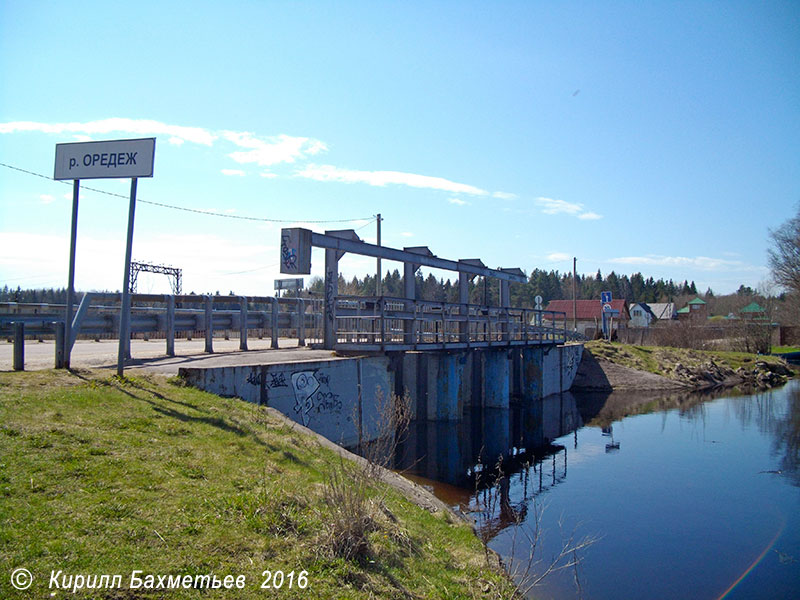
739 302 767 320
678 297 708 321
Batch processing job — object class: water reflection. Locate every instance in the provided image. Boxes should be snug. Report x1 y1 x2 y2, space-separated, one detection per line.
394 392 583 492
392 380 800 600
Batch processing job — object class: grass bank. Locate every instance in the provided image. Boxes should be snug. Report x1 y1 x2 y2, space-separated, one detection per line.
0 370 514 599
585 340 794 382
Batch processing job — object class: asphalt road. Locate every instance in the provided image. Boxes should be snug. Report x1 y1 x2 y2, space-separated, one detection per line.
0 338 341 374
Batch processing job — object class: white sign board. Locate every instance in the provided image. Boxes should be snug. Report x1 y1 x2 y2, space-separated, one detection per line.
54 138 156 180
274 278 304 291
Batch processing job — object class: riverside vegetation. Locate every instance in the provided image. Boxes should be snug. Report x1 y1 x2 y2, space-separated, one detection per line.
584 340 796 390
0 370 518 599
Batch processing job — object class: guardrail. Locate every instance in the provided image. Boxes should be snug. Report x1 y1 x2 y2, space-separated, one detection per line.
334 295 567 351
1 294 324 357
3 294 569 367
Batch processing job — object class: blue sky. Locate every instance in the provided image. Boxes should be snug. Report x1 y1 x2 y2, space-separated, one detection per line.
1 1 798 297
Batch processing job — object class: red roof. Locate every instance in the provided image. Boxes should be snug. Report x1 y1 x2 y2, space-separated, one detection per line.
545 299 630 321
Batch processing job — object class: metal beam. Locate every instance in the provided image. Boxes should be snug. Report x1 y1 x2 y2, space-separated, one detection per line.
308 231 525 283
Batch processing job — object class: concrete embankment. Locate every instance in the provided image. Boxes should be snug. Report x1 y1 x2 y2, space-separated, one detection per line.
180 343 584 447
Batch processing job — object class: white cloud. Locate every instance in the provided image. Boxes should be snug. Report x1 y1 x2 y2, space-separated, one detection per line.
168 137 185 146
0 118 216 145
221 169 246 177
400 231 414 237
297 164 489 196
493 191 517 200
535 197 603 220
608 254 764 272
39 194 55 204
223 131 327 166
535 197 583 215
546 252 571 262
260 171 278 179
448 197 469 206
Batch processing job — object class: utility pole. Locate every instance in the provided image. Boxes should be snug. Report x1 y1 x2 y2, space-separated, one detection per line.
376 213 383 296
573 257 578 332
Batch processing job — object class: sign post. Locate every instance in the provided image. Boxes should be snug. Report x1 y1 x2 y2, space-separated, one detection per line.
54 138 155 375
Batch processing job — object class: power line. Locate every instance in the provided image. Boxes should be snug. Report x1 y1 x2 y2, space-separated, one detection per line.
0 161 372 224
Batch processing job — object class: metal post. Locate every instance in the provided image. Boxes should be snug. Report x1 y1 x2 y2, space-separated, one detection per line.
54 321 65 369
13 321 24 371
298 298 306 346
376 213 382 296
239 296 248 350
270 297 279 349
65 179 80 369
204 295 213 353
459 272 469 343
166 295 175 356
379 297 385 348
572 257 577 333
403 261 416 345
117 178 137 377
323 249 338 350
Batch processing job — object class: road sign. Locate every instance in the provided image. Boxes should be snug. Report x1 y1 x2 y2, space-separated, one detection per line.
54 137 157 377
534 295 543 310
274 278 304 291
601 291 612 304
54 138 156 180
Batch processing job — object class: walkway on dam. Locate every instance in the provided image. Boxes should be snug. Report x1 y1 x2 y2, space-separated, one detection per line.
0 338 340 375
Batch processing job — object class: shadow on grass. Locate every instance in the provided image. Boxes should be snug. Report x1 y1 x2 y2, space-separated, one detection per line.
69 370 272 449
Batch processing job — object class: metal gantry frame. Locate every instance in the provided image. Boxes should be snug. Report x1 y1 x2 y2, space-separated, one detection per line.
281 228 531 349
129 261 183 295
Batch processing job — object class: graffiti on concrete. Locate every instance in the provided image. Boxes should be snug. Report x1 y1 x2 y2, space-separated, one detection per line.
289 369 343 427
269 372 288 388
281 231 297 271
246 371 290 389
324 271 336 323
291 371 319 426
246 366 345 427
564 349 580 385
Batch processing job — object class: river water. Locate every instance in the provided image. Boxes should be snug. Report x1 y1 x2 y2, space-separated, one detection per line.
394 379 800 599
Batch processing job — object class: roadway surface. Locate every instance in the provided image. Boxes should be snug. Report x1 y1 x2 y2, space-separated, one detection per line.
0 338 343 375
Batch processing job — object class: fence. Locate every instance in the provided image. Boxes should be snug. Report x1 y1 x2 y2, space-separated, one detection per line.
333 295 567 351
1 293 324 353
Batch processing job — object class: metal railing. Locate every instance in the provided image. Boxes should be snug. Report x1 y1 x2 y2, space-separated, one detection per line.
3 294 567 360
334 295 567 351
1 294 324 352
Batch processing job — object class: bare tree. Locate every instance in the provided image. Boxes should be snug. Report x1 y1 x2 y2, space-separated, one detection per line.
768 207 800 297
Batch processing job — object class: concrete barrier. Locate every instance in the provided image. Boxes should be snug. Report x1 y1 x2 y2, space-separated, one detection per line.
180 355 392 448
180 343 584 447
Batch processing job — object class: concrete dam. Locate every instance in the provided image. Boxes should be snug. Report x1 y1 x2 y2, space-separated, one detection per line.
180 343 584 448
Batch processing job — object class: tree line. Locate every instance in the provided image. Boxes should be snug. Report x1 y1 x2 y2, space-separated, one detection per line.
306 269 700 307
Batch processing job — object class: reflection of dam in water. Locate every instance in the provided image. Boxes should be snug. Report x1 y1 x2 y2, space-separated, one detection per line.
394 392 583 492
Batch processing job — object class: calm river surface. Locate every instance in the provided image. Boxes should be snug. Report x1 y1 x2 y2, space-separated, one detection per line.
395 379 800 599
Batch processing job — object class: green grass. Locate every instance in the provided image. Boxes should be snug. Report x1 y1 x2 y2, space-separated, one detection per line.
0 370 513 599
585 340 792 378
772 346 800 354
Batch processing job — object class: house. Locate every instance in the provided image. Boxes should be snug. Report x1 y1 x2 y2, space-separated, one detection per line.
545 299 631 337
739 302 766 320
677 297 707 321
629 302 656 327
647 302 677 321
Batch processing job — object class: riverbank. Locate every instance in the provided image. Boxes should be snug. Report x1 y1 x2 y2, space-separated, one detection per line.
572 341 796 392
0 369 516 599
